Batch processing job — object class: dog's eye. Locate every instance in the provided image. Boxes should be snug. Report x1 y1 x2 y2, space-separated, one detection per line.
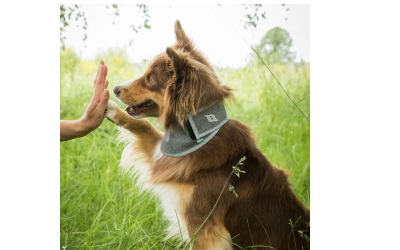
148 76 154 84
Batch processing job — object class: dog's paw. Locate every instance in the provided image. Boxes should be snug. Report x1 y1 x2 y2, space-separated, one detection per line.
105 100 119 123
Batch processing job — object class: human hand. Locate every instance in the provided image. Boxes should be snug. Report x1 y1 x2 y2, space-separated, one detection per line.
60 60 110 141
78 60 110 134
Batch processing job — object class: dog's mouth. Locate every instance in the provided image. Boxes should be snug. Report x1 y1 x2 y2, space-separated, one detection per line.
125 99 158 117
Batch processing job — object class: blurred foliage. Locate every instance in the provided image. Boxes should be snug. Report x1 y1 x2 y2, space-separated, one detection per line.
60 48 80 84
60 4 289 49
241 4 289 30
60 4 87 50
252 27 296 64
60 4 151 49
242 4 267 30
94 48 129 69
95 48 142 85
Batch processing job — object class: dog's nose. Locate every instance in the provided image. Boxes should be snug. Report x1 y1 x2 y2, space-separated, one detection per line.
113 86 122 97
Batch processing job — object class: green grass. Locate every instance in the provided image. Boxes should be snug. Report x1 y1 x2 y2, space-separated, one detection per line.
60 49 310 249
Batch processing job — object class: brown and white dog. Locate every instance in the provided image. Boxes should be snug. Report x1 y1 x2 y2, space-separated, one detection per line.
106 20 309 250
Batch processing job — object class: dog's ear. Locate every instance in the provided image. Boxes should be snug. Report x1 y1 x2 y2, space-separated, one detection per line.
174 20 193 51
166 46 185 73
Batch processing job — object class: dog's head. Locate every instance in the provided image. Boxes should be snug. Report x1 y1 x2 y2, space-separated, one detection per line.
113 51 169 119
113 20 232 128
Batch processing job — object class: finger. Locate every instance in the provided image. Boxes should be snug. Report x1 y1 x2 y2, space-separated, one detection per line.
93 60 104 86
105 79 109 89
87 89 109 118
92 64 106 102
96 63 107 88
86 94 99 115
102 89 110 103
102 64 108 88
93 89 110 115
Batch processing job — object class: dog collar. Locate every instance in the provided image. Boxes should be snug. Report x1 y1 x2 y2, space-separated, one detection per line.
160 102 228 157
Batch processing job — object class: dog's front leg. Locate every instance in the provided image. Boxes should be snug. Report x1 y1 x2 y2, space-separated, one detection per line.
106 100 162 161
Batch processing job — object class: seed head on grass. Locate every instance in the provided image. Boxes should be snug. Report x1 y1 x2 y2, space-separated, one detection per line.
229 156 247 198
232 156 247 178
298 222 310 242
229 184 238 198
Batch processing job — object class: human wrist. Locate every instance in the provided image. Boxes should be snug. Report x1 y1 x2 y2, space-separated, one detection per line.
60 119 87 141
76 117 91 138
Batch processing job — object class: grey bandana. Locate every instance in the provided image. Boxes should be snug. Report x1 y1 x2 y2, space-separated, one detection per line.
160 102 228 157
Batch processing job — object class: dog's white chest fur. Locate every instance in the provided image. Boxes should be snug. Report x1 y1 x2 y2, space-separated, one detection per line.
117 128 190 241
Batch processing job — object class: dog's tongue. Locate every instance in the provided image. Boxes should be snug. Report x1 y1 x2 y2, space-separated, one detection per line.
126 106 141 116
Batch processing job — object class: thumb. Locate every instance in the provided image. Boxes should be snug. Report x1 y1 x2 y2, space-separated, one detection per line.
95 89 109 114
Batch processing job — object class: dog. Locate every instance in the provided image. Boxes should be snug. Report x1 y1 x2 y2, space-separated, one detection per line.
106 20 310 250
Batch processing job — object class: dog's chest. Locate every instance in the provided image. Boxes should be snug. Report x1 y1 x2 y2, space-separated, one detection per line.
119 138 192 240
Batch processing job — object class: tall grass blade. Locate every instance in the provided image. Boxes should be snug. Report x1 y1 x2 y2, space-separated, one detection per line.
251 47 310 123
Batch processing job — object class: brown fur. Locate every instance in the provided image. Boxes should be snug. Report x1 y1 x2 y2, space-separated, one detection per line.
106 20 309 250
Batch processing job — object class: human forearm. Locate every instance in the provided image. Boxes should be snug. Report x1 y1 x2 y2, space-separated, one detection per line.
60 119 87 141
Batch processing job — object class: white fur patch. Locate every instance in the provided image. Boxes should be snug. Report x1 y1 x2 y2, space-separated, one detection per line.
118 127 152 190
117 129 190 241
152 183 190 241
106 100 119 121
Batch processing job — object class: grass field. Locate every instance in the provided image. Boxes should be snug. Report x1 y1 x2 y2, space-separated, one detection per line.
60 48 310 249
